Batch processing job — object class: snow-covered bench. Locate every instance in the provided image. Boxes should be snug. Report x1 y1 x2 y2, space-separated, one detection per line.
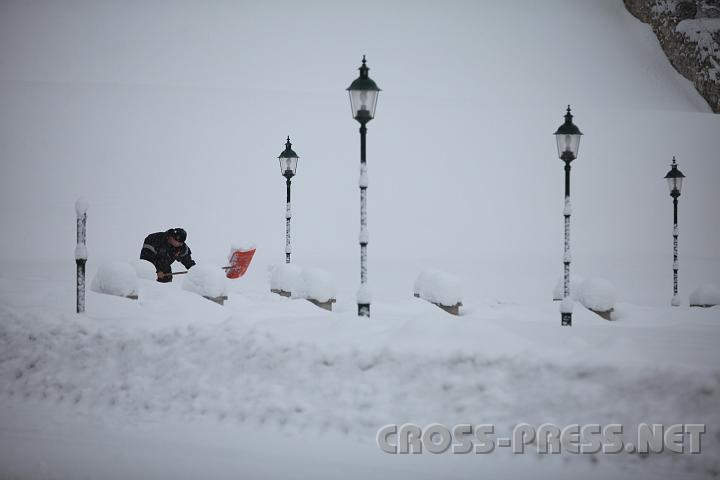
413 270 463 315
183 265 229 305
91 262 139 300
270 265 337 311
689 284 720 308
578 277 617 320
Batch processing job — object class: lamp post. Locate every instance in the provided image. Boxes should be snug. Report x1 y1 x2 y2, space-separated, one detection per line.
278 136 299 264
553 106 583 326
347 55 380 317
664 157 685 307
75 198 88 314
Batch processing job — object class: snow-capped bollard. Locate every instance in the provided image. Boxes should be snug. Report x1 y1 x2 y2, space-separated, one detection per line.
578 277 617 320
689 284 720 308
182 265 228 305
91 262 139 300
75 198 89 313
413 270 463 316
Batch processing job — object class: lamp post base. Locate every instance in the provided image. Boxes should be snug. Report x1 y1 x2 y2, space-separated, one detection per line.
561 313 572 326
358 303 370 317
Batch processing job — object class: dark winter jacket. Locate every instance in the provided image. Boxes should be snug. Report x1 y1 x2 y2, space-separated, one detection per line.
140 231 196 280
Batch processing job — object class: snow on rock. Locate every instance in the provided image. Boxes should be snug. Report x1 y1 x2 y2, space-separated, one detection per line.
183 265 227 298
299 268 336 302
578 277 617 312
269 264 303 294
689 284 720 307
90 262 138 298
414 270 462 306
552 274 584 301
133 260 157 280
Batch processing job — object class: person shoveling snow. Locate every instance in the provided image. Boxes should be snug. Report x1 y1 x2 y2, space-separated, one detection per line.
140 228 196 283
140 229 256 283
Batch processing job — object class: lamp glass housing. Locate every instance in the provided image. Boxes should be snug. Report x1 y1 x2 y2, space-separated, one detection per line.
555 133 581 159
348 89 379 120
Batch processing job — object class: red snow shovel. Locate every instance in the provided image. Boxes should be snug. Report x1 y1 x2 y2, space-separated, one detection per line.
166 247 256 279
225 247 256 279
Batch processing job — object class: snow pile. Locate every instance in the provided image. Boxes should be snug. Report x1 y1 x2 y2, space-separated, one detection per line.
133 259 157 280
552 274 584 301
182 265 227 298
270 264 336 301
578 277 617 312
414 270 462 306
269 264 303 294
689 284 720 307
90 262 138 298
298 268 336 303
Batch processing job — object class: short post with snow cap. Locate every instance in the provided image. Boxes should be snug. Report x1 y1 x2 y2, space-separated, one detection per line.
75 198 89 314
347 55 380 317
277 137 299 264
553 106 583 326
664 157 685 307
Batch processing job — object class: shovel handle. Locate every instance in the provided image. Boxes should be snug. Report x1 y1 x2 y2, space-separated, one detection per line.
167 266 233 276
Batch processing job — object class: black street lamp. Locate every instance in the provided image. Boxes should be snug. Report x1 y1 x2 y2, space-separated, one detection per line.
553 105 583 326
664 156 685 306
278 136 299 264
347 55 380 317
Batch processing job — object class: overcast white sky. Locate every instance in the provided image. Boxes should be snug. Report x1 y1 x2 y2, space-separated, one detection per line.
1 0 718 268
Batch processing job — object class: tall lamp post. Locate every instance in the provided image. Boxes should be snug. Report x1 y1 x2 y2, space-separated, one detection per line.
347 55 380 317
664 157 685 307
278 137 299 264
553 106 583 326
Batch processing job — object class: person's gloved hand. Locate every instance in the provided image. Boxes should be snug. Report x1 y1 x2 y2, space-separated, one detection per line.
156 271 172 283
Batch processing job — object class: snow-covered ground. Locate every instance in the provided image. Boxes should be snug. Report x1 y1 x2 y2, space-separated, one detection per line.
1 258 719 478
1 0 720 478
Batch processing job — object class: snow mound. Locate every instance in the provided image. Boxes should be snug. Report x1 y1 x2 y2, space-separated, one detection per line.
182 265 227 298
552 274 584 301
579 277 617 312
414 270 462 306
689 284 720 307
90 262 138 298
269 264 303 294
299 268 336 303
270 264 336 301
133 260 157 280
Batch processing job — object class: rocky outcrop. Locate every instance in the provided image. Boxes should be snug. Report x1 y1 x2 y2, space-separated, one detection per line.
624 0 720 112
